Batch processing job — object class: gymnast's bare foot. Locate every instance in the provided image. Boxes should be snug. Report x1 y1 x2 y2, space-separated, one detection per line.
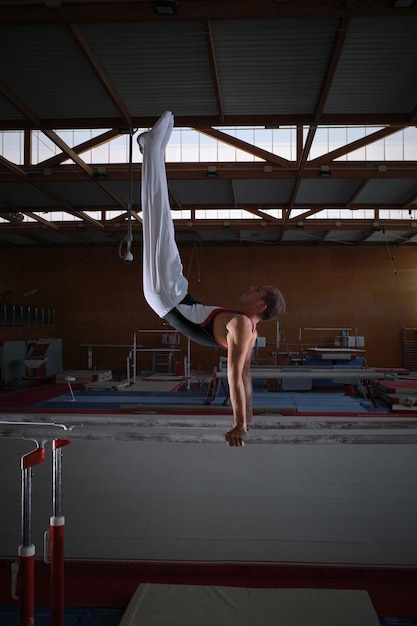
137 131 148 154
137 111 174 154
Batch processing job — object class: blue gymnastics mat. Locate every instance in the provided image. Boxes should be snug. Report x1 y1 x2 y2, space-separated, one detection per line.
31 388 378 413
0 607 124 626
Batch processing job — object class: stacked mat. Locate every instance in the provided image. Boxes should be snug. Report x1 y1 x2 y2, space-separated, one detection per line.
374 377 417 411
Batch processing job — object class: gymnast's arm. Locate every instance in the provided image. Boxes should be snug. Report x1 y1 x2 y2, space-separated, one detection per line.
225 316 257 447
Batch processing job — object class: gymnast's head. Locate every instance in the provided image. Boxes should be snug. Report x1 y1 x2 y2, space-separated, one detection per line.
260 286 286 321
239 285 286 321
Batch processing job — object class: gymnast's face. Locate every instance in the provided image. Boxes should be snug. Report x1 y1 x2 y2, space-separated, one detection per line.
239 286 269 313
240 286 268 302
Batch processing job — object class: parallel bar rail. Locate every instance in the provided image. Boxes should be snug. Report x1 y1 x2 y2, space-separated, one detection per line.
1 413 417 445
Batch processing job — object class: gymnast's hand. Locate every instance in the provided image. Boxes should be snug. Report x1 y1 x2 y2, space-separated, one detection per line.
225 424 247 447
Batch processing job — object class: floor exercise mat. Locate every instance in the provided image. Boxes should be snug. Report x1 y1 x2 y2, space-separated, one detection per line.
120 584 379 626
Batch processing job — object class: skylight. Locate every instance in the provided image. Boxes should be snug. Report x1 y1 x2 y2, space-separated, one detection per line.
1 125 417 165
1 125 416 227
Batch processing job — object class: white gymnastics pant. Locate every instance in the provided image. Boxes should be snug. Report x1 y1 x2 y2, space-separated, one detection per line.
140 111 223 337
140 111 189 318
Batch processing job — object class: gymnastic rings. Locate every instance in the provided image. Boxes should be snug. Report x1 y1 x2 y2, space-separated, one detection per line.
119 235 134 263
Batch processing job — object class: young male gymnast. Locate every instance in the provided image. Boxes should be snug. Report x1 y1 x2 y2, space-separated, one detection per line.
139 111 286 447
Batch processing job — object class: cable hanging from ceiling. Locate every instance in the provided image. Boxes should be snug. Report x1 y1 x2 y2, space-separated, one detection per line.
119 128 135 263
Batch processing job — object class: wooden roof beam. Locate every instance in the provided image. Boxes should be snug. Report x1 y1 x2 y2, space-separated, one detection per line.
21 211 60 231
0 154 27 179
39 129 122 168
195 128 291 167
68 23 132 129
309 126 406 167
0 81 40 128
205 21 224 125
68 210 105 229
288 16 351 210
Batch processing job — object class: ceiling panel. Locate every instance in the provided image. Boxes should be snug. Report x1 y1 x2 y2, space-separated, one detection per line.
326 16 417 115
79 21 218 117
212 18 338 116
281 229 329 244
234 179 293 205
323 230 365 245
169 179 234 206
355 179 417 204
0 182 60 207
43 181 123 207
0 24 120 120
296 179 362 204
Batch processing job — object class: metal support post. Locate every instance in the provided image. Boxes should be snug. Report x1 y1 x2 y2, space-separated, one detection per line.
12 442 46 626
44 439 72 626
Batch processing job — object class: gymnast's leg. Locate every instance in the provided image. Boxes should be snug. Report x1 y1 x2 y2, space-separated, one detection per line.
139 111 188 317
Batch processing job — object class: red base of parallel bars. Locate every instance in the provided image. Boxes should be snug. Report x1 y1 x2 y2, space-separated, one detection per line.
50 519 65 626
16 546 35 626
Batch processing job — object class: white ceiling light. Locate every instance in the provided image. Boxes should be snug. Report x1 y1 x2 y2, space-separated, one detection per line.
152 0 178 15
391 0 416 7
